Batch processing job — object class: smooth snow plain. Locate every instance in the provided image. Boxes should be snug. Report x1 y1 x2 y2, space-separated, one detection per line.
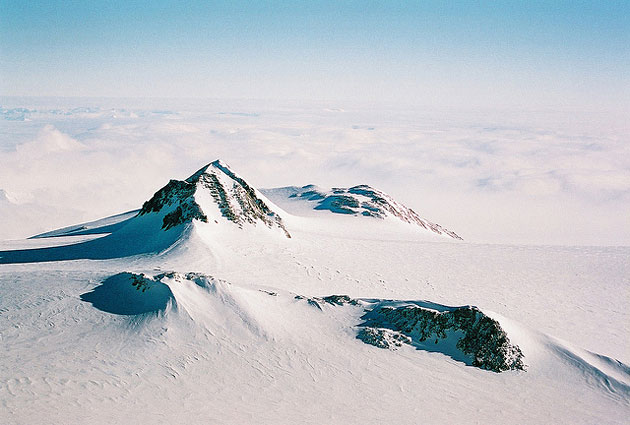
1 174 629 424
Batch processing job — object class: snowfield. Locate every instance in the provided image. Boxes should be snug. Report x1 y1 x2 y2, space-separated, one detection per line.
0 161 628 424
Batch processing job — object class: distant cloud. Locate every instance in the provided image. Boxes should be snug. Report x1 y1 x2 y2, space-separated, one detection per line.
16 124 86 155
0 101 628 245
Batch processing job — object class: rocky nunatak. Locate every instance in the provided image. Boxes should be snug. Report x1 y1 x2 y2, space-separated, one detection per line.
358 304 525 372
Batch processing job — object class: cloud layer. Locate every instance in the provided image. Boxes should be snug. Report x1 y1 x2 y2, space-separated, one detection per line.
1 99 628 245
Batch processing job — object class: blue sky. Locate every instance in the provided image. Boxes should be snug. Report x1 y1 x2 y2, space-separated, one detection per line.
1 1 628 110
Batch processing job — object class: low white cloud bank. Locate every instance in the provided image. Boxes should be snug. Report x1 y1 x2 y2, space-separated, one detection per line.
0 100 628 245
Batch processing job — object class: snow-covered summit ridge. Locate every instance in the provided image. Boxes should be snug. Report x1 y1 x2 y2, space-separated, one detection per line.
263 184 462 240
139 159 290 237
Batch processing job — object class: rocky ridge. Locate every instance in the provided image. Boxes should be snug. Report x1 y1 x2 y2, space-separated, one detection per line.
358 303 525 372
138 160 290 237
267 184 461 239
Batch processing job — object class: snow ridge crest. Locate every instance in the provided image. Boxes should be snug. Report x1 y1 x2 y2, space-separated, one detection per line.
139 160 290 237
281 184 461 239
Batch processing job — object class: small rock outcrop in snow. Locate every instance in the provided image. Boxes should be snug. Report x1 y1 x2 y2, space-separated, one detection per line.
266 184 461 239
294 294 360 310
293 293 523 372
357 327 412 349
139 160 290 237
0 189 11 203
358 304 525 372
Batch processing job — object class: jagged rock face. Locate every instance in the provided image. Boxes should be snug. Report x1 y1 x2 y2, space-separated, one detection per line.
139 179 208 230
285 184 461 239
138 160 290 237
359 305 525 372
294 293 523 372
357 327 412 349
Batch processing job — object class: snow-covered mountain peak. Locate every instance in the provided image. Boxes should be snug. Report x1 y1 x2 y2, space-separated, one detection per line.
184 159 232 183
263 184 462 240
139 160 290 237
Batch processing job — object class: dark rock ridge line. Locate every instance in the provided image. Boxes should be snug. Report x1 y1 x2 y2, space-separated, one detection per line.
295 294 523 372
82 269 522 373
278 184 461 239
358 304 525 372
294 294 359 310
139 160 290 237
138 179 208 229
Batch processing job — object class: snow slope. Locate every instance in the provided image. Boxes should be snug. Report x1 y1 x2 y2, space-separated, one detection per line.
0 161 628 424
30 210 139 239
0 160 289 264
262 184 461 239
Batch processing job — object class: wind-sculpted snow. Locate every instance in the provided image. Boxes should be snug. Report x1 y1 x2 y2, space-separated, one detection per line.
83 271 522 373
30 210 139 238
80 271 626 381
3 261 630 424
357 302 525 372
0 212 188 263
263 184 462 239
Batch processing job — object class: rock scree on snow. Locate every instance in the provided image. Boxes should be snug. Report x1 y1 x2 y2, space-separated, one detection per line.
261 184 462 239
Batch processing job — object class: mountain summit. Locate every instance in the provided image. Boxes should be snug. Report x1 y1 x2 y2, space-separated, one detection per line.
262 184 462 240
139 160 290 237
3 161 465 264
0 160 291 263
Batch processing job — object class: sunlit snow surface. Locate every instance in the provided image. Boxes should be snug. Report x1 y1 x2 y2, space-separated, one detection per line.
1 100 629 424
1 209 629 424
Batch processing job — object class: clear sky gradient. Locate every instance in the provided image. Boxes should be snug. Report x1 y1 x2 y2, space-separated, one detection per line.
1 1 629 111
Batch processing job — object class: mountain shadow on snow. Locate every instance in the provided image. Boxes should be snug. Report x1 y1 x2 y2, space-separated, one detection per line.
0 160 290 264
81 272 175 315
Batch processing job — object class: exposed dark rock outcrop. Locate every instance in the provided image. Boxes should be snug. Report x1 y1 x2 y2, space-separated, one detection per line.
359 304 525 372
139 160 290 237
265 184 461 239
357 327 412 349
139 179 208 229
295 294 359 310
295 293 522 372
